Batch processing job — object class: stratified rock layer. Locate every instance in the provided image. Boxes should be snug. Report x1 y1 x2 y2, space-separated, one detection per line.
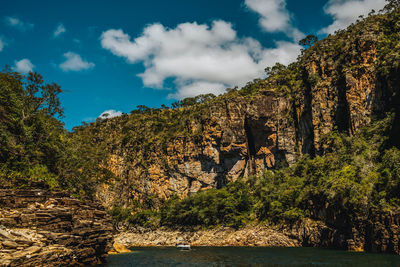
0 189 113 266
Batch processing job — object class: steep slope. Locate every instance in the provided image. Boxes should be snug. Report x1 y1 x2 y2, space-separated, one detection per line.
72 8 400 210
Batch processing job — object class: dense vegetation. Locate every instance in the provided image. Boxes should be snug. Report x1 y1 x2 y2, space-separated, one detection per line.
0 68 65 189
108 2 400 228
75 0 400 176
0 67 114 197
110 114 400 228
1 1 400 233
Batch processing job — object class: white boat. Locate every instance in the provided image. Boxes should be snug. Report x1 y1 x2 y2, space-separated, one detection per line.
176 244 191 250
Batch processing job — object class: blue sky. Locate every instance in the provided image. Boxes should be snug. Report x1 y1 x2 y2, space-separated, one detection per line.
0 0 386 130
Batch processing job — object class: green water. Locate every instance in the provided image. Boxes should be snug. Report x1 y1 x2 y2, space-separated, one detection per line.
100 247 400 267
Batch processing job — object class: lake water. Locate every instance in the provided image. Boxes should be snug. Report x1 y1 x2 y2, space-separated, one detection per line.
100 247 400 266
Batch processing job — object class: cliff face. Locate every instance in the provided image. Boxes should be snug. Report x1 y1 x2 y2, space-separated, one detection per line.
76 13 399 210
95 92 296 208
0 189 113 266
299 35 378 154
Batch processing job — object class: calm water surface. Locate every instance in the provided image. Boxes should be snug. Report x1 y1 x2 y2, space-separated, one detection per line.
100 247 400 267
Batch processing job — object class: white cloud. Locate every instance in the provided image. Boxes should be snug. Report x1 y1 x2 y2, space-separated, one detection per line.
169 81 227 99
53 23 66 38
98 110 123 119
319 0 386 34
0 38 5 52
244 0 304 40
101 21 301 99
14 58 34 74
59 52 95 72
5 16 34 31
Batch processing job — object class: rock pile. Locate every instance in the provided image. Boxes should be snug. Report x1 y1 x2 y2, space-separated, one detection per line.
0 189 113 266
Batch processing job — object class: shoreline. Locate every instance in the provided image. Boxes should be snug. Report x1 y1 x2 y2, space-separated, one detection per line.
112 224 312 249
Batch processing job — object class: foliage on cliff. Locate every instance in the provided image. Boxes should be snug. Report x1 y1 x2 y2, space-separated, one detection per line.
74 2 400 176
2 2 400 231
112 114 400 228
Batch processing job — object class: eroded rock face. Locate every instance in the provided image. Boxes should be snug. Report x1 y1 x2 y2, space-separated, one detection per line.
301 36 379 153
351 211 400 254
95 92 298 209
0 189 113 266
93 27 397 210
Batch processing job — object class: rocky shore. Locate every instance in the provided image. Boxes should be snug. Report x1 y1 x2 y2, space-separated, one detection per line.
113 219 328 248
114 226 298 248
2 188 399 267
0 189 114 266
113 214 400 255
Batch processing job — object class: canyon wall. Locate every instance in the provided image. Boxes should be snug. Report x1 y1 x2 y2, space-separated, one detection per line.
92 24 397 210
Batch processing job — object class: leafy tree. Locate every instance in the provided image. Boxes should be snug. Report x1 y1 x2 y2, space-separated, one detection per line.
384 0 400 11
180 97 197 107
171 101 181 109
180 93 216 107
137 105 150 113
23 72 63 119
225 86 238 93
264 63 287 76
0 68 65 189
298 35 318 47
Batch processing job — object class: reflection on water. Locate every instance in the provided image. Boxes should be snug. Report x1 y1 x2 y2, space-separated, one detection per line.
99 247 400 267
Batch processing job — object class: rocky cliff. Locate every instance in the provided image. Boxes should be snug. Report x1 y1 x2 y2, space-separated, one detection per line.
76 10 399 210
0 189 114 266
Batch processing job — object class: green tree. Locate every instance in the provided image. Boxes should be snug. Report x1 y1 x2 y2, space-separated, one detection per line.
0 67 65 189
384 0 400 11
299 35 318 47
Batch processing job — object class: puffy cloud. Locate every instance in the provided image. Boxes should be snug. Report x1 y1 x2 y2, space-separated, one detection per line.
101 20 301 99
14 58 34 74
319 0 386 34
4 16 34 31
98 109 123 119
244 0 304 40
59 52 95 72
53 23 66 38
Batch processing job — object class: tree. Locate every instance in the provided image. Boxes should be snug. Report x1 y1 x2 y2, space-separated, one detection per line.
171 101 181 109
180 97 197 107
299 35 318 47
136 105 150 113
23 72 63 120
384 0 400 11
265 62 287 76
195 93 216 104
0 67 66 189
226 86 238 93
